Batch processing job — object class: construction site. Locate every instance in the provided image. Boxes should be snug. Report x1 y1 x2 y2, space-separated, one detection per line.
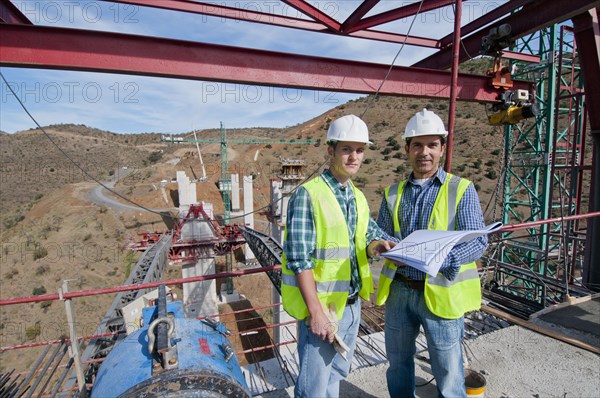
1 0 600 397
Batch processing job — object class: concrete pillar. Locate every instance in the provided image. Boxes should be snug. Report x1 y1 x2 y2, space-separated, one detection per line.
281 195 291 225
270 179 283 217
231 173 240 211
243 176 254 228
243 176 255 260
271 222 283 246
176 171 197 206
182 256 218 318
272 287 297 348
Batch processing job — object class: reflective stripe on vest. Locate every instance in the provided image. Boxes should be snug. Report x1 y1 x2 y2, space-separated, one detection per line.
314 247 352 260
386 175 460 234
376 173 481 319
281 177 373 321
281 273 351 293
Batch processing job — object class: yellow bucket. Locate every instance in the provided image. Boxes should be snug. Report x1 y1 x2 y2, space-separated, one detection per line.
465 369 486 397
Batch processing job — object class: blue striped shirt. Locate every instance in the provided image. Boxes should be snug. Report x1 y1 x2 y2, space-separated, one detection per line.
376 168 487 281
284 169 384 296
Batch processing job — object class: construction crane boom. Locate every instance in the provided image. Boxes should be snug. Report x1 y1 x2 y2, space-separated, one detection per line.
161 123 317 224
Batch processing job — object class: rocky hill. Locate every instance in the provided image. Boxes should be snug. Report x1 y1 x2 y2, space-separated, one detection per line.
0 85 513 371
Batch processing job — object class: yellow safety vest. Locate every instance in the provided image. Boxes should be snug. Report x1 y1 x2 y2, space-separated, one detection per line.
281 177 373 321
375 174 481 319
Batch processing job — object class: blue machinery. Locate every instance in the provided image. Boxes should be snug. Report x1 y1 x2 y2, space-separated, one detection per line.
91 285 250 398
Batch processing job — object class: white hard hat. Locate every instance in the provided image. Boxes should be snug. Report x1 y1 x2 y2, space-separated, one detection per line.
402 108 448 140
326 114 372 144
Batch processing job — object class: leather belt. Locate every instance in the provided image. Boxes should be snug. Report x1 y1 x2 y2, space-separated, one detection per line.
394 273 425 291
346 295 358 306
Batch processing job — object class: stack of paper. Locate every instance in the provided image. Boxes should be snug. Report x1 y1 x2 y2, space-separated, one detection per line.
380 222 503 277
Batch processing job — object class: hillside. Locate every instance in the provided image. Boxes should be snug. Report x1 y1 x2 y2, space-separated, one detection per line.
0 87 513 372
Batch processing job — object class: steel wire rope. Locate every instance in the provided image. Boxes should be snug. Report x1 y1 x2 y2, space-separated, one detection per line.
142 0 425 218
451 0 475 62
360 0 426 119
481 123 513 286
0 71 180 222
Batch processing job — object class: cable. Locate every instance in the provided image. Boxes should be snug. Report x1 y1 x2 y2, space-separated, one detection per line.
416 377 435 387
361 0 426 118
0 71 180 222
451 1 474 61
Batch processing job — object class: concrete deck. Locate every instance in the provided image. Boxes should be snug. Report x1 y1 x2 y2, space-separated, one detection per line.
245 296 600 398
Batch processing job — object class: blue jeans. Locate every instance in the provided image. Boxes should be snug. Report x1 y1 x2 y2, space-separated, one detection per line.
294 299 360 398
385 280 465 398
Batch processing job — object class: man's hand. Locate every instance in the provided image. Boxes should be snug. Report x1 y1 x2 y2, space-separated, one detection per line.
307 306 337 343
367 239 397 258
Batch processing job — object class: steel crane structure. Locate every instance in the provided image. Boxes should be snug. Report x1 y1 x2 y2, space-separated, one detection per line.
161 123 315 294
1 0 599 305
484 24 596 315
162 122 316 223
1 1 600 395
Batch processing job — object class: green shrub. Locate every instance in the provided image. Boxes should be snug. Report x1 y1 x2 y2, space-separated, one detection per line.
25 325 41 340
394 165 406 174
32 286 47 296
354 177 368 187
485 170 498 179
33 246 48 260
148 151 163 163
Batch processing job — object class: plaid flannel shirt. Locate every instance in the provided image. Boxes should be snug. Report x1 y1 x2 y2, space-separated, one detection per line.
284 169 384 296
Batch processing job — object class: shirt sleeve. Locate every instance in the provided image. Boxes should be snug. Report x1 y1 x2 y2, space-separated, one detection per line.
439 183 488 279
376 196 395 236
283 187 316 275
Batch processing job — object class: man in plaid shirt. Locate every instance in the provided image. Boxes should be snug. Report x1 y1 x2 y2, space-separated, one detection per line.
282 114 395 398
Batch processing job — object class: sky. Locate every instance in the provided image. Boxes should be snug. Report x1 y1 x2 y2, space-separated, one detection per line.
0 1 508 135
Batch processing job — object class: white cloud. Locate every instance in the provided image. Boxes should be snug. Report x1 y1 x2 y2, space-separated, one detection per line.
2 0 500 134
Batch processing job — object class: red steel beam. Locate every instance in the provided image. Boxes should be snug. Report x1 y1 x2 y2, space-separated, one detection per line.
280 0 341 31
0 0 32 24
439 0 532 48
0 24 530 102
0 265 282 306
345 0 459 34
350 29 439 47
106 0 436 47
573 8 600 286
501 50 540 63
445 0 463 173
498 211 600 233
107 0 329 31
573 8 600 133
341 0 380 32
415 0 600 70
2 212 599 306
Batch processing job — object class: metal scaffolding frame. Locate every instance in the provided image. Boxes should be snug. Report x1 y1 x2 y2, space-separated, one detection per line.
488 24 593 312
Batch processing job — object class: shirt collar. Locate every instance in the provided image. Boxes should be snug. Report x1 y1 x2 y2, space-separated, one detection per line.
407 167 447 186
323 169 353 193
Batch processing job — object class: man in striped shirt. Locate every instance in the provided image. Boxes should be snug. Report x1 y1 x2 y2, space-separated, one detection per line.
376 109 487 398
